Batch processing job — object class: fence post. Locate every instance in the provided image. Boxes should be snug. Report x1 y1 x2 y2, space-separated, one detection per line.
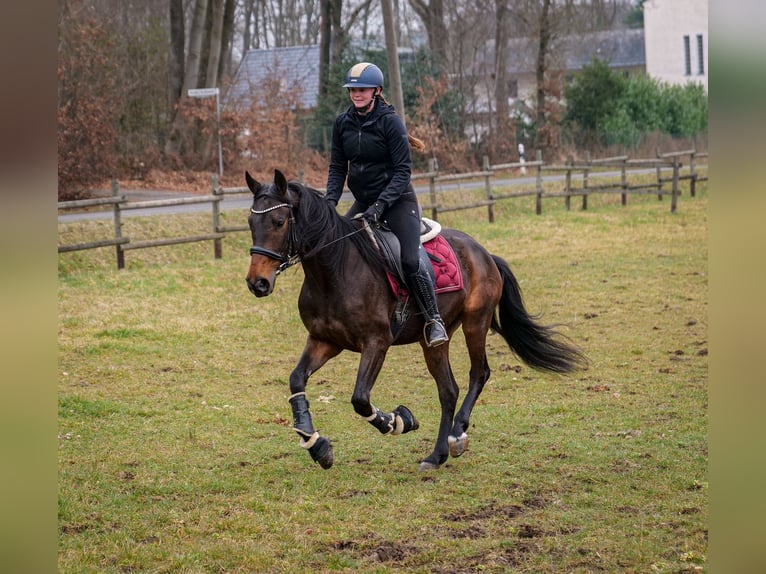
621 156 628 206
535 149 543 215
483 155 494 223
428 157 438 221
656 146 663 200
565 155 573 211
212 174 222 259
671 156 680 213
112 179 125 270
689 147 697 197
582 151 590 211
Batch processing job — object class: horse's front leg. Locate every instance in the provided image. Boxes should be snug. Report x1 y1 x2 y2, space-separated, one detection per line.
288 335 341 469
351 345 420 439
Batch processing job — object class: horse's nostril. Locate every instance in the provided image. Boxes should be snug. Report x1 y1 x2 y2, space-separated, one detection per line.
246 277 270 297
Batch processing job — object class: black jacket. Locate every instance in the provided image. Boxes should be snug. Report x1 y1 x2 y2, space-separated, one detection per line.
325 101 413 208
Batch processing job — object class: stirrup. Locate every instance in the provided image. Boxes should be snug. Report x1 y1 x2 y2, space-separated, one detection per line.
424 319 449 347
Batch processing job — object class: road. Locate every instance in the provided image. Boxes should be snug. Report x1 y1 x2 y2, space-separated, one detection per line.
58 169 663 223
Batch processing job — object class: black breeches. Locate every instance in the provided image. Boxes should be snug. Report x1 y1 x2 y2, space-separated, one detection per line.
345 193 422 275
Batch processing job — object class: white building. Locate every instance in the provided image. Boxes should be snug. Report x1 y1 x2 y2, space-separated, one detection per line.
643 0 708 91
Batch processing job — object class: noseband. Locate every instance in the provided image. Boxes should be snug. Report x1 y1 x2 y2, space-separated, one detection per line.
249 202 301 275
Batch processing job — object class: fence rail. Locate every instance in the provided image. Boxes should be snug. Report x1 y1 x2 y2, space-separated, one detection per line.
58 148 708 269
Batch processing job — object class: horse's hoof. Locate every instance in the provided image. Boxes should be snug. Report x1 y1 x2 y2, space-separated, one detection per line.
393 405 419 434
308 436 334 469
448 433 469 457
418 460 441 471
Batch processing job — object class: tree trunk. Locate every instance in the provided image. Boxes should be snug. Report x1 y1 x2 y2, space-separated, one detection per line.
381 0 405 121
168 0 185 104
408 0 447 67
217 0 237 85
494 0 510 124
330 0 345 69
165 0 210 157
319 0 332 98
185 0 210 93
535 0 552 141
205 0 225 89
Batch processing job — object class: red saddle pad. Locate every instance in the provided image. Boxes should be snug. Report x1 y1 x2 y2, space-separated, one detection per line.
386 234 464 297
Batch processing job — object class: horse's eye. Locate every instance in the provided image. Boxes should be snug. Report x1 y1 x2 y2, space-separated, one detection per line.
274 217 286 229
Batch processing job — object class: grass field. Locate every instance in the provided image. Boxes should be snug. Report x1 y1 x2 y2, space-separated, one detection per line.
58 183 707 573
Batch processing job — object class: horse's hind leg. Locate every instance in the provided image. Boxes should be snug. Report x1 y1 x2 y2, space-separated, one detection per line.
288 336 341 469
419 347 459 471
448 319 492 458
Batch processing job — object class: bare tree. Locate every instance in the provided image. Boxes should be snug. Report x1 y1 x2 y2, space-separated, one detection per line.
205 0 226 88
168 0 185 103
494 0 511 123
185 0 210 92
218 0 237 83
318 0 342 98
408 0 447 66
534 0 552 133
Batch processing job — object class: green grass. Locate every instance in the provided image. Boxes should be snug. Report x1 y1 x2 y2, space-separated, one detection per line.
58 183 707 573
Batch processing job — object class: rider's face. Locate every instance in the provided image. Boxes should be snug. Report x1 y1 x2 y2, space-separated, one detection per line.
348 87 376 109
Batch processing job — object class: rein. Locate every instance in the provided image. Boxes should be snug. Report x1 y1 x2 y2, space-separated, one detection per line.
249 201 368 274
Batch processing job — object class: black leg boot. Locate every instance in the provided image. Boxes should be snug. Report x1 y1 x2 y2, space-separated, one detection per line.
406 250 449 347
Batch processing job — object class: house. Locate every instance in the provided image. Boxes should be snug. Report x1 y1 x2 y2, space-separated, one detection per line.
465 28 646 116
226 45 321 109
643 0 708 91
226 43 418 111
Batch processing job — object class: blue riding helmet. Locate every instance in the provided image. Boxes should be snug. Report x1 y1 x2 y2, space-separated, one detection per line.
342 62 384 88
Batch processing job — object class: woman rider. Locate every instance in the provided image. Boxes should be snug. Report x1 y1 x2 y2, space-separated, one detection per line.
324 62 449 347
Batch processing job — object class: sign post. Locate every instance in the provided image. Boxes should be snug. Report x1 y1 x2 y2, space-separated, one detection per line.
187 87 223 177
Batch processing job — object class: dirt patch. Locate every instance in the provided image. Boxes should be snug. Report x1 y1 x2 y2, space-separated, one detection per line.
327 536 419 566
522 493 550 509
371 540 418 563
517 523 544 538
331 540 359 551
450 524 485 539
337 489 371 499
444 502 525 522
60 523 89 534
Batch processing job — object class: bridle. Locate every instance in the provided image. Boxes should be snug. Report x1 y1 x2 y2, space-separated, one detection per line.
249 196 370 275
249 202 300 275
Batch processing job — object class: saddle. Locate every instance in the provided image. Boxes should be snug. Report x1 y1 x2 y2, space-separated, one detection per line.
365 217 464 340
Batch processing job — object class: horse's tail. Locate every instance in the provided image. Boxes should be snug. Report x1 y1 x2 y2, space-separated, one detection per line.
490 254 588 374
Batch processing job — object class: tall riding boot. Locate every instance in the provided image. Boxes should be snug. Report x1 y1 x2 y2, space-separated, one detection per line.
406 250 449 347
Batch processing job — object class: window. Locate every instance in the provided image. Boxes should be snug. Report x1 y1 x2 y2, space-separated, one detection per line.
684 35 691 76
697 34 705 75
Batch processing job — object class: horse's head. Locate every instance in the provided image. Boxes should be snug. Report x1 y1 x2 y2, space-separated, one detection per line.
245 169 296 297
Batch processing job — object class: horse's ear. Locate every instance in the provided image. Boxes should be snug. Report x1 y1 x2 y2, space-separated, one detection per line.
245 171 260 195
274 169 288 197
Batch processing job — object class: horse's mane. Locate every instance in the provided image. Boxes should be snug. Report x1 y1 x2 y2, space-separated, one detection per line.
288 181 384 277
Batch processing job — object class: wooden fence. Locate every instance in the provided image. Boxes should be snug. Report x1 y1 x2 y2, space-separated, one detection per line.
58 148 707 269
414 147 707 221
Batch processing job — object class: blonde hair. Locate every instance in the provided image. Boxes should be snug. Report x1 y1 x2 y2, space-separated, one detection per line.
376 92 427 153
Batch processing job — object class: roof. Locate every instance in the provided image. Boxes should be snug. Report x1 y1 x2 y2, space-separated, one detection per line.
226 45 320 109
559 29 645 71
470 29 645 76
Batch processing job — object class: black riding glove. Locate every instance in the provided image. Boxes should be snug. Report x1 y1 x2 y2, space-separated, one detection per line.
363 201 385 226
325 196 337 207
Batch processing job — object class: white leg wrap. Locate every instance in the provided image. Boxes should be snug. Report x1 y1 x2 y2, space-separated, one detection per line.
299 432 320 449
364 405 379 422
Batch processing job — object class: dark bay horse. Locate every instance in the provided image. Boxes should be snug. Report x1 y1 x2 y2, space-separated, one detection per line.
245 169 587 470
